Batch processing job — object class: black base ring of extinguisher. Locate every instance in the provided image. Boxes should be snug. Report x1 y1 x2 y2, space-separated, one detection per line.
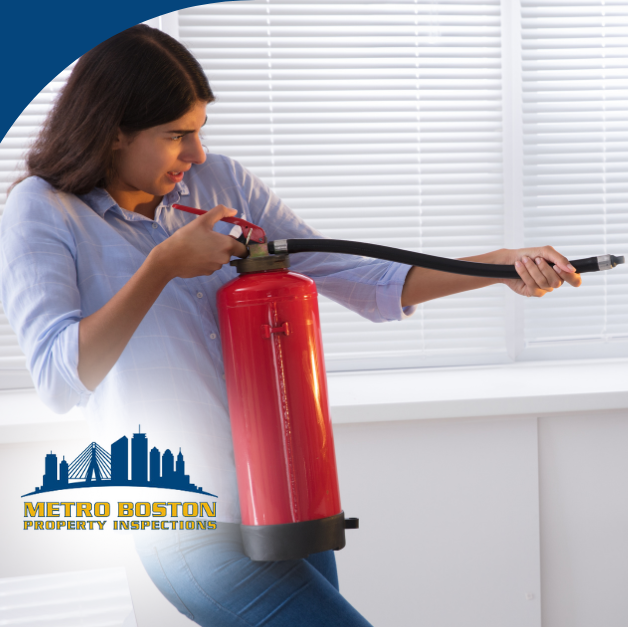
241 511 357 561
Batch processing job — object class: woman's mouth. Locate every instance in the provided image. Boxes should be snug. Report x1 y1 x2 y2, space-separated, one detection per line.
166 171 185 183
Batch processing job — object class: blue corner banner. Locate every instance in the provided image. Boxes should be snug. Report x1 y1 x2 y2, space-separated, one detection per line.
0 0 244 142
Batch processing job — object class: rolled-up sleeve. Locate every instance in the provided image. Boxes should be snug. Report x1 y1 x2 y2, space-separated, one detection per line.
0 188 92 413
231 158 417 322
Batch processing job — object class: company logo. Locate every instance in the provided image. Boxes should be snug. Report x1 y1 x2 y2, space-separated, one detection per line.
22 427 218 533
22 426 216 497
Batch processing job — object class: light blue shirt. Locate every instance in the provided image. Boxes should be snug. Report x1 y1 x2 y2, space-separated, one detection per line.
1 153 415 521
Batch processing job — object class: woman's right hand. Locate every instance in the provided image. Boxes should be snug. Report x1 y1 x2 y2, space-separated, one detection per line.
151 204 248 281
77 205 246 390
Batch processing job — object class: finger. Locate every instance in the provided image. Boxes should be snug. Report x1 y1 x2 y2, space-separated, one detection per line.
230 239 248 258
537 245 576 275
520 256 553 291
534 257 563 289
198 204 238 230
210 231 248 260
553 266 582 288
514 259 536 297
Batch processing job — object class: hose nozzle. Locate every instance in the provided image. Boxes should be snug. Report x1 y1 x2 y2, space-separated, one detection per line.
611 255 624 268
598 255 625 271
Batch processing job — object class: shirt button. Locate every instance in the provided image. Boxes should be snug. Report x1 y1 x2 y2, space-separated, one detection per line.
196 292 203 299
152 222 159 229
209 333 217 340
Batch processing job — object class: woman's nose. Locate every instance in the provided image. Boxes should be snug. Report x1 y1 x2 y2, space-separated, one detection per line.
182 134 207 165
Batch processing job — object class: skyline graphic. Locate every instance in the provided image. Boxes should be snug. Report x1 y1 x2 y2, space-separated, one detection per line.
22 427 216 497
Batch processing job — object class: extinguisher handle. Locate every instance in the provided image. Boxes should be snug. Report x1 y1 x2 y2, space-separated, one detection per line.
172 204 267 244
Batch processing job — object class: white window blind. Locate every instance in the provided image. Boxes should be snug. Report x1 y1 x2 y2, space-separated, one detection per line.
1 2 626 389
180 0 509 371
519 0 628 360
0 65 73 390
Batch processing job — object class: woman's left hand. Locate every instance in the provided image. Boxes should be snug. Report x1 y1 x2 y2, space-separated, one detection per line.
496 246 582 297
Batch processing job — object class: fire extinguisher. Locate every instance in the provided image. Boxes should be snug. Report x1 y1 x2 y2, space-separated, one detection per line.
173 203 624 561
173 204 358 561
217 243 357 561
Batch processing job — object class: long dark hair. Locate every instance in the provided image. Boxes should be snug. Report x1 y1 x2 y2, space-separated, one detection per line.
16 24 213 195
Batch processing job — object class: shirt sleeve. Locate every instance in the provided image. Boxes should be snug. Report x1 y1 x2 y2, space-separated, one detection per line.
230 159 417 323
0 184 93 413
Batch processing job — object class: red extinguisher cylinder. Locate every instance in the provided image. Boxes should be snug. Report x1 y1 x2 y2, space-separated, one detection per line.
218 261 352 560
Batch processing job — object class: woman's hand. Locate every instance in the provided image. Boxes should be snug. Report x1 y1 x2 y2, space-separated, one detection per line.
496 246 582 298
151 205 248 281
77 205 247 391
400 245 581 308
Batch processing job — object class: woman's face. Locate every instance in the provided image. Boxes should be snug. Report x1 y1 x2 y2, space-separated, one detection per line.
111 101 208 203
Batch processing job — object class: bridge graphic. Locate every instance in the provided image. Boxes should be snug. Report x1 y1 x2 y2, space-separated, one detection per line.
22 427 216 497
70 442 112 482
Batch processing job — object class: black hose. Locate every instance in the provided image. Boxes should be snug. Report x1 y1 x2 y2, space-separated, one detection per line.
268 239 624 279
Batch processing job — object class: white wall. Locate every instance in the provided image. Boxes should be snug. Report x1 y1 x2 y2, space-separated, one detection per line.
333 416 542 627
538 411 628 627
332 409 628 627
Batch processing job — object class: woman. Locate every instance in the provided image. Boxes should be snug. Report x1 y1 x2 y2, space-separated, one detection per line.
0 25 580 626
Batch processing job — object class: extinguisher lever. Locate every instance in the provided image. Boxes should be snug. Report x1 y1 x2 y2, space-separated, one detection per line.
220 216 267 245
172 204 267 245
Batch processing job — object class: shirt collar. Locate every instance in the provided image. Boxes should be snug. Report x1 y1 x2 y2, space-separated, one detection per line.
80 180 190 218
165 180 190 206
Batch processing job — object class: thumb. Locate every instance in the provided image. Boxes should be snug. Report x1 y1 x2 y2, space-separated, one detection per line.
197 205 238 231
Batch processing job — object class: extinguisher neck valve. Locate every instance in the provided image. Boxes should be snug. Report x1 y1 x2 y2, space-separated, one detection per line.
230 254 290 274
248 243 270 258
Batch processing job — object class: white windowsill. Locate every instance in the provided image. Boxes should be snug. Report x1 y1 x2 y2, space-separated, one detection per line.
2 357 628 443
327 357 628 424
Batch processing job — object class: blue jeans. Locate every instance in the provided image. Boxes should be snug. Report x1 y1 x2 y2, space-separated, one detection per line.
134 523 373 626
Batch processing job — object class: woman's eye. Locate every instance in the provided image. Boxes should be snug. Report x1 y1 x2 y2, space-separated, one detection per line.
171 134 184 141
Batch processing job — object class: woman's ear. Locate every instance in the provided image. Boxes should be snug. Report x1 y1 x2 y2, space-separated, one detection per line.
112 129 127 150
